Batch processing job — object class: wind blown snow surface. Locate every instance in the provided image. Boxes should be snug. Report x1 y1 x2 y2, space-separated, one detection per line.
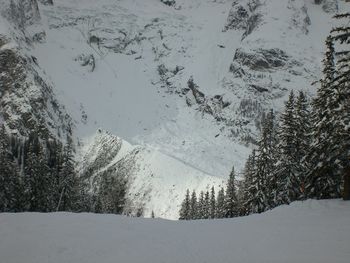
0 199 349 263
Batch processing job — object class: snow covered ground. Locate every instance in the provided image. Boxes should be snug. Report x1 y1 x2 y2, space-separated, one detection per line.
1 199 349 263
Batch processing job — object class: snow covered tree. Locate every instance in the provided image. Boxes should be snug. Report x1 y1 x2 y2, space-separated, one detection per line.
23 135 53 212
306 14 350 199
225 166 238 218
241 150 256 215
295 91 311 198
250 110 277 213
330 14 350 200
179 189 191 220
98 167 127 215
197 191 205 219
210 187 216 219
0 125 21 212
274 91 301 206
57 136 79 211
190 190 198 219
216 187 225 218
204 190 210 219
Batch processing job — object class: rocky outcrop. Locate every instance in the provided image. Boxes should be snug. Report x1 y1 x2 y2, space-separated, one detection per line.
288 0 311 34
6 0 41 28
0 34 72 140
322 0 338 13
38 0 53 5
185 77 230 121
232 48 290 72
75 54 96 72
160 0 176 7
224 0 261 39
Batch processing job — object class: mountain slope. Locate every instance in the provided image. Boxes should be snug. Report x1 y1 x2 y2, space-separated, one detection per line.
1 0 349 219
79 130 225 219
1 199 349 263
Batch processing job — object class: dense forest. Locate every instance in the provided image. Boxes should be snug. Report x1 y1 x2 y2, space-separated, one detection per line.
0 128 127 214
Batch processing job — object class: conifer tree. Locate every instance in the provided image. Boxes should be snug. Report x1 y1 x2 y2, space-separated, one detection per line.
225 166 238 218
330 14 350 200
216 187 225 218
274 91 300 206
210 186 216 219
295 91 311 198
179 189 191 220
0 125 21 212
306 16 350 199
197 191 205 219
98 170 126 214
204 190 210 219
306 35 340 199
242 150 256 215
190 190 197 220
23 135 52 212
58 136 79 211
251 110 277 213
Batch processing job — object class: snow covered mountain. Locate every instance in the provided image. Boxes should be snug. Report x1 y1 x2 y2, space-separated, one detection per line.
1 0 349 219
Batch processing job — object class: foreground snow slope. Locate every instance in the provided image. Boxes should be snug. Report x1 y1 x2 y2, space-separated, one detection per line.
1 199 349 263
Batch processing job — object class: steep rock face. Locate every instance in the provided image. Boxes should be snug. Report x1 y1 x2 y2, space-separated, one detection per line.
232 48 290 72
0 7 72 140
224 0 262 39
4 0 41 28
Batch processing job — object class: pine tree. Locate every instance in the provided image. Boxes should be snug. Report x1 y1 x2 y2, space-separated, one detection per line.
330 14 350 200
190 190 197 220
98 168 126 215
204 190 210 219
306 15 350 199
225 166 238 218
58 136 79 211
295 91 311 198
0 125 21 212
197 191 205 219
216 187 225 218
241 150 256 215
274 91 300 206
210 187 216 219
179 189 191 220
251 110 277 213
23 135 52 212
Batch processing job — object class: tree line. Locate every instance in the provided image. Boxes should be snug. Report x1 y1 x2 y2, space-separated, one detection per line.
0 127 127 214
179 13 350 220
179 167 238 220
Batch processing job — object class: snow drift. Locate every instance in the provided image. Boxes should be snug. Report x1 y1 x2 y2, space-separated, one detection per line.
0 199 349 263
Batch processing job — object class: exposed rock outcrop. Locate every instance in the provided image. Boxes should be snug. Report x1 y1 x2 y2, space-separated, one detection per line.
232 48 290 72
160 0 176 7
224 0 261 39
0 34 72 140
